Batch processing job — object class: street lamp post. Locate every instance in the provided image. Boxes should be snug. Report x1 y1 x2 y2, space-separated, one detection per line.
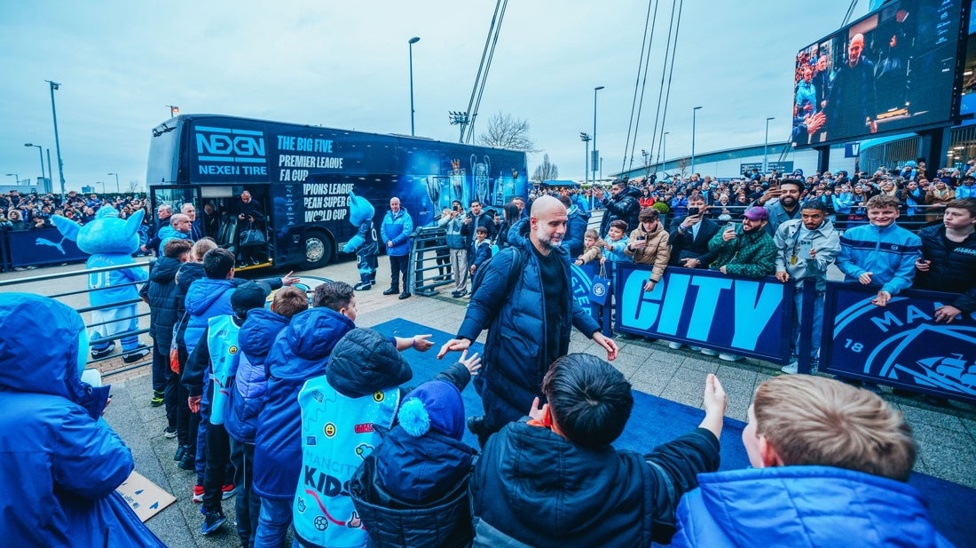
24 143 45 182
46 149 53 194
408 36 421 136
691 106 702 177
46 80 66 199
662 131 669 175
592 86 605 180
108 172 120 194
97 181 105 194
6 173 19 185
166 105 180 118
580 132 591 186
763 116 775 175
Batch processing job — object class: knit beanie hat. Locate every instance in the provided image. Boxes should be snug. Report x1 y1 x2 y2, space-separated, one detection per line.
397 380 465 440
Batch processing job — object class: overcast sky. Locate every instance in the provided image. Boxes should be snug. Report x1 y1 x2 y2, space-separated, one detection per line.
0 0 867 192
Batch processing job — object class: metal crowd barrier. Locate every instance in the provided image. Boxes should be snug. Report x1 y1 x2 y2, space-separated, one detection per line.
408 226 455 297
0 261 154 378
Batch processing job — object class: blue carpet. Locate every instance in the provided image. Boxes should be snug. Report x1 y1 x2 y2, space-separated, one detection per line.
372 318 974 547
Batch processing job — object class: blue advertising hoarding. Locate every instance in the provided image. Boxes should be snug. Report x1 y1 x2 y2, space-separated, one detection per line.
6 227 88 268
612 262 793 363
822 282 976 403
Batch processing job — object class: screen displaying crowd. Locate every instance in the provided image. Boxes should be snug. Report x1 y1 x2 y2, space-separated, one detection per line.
792 0 965 147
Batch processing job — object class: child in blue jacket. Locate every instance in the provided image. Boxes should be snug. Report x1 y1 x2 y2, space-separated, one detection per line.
469 225 493 278
224 286 308 547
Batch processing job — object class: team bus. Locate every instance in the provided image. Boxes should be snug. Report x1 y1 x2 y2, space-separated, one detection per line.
146 114 528 270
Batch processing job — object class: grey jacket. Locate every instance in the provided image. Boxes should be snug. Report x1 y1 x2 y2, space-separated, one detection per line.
774 218 841 290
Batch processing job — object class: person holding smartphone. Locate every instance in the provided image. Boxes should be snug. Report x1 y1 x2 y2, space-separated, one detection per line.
707 207 777 281
668 195 720 269
625 207 671 293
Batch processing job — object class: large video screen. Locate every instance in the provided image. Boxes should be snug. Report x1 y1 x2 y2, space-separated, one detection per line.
792 0 969 148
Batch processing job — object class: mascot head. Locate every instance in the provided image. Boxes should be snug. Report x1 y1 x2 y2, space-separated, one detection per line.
347 191 375 227
51 206 144 255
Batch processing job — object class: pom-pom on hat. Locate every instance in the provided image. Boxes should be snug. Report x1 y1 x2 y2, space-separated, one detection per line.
396 380 465 440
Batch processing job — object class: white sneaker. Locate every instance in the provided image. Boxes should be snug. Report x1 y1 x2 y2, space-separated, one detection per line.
700 348 718 356
668 341 682 350
718 353 740 362
781 362 798 374
689 345 702 351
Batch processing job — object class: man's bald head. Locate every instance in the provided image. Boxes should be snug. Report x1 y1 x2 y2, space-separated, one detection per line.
529 195 568 255
530 195 565 218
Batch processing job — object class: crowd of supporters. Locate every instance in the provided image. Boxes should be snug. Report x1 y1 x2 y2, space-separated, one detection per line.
0 189 151 231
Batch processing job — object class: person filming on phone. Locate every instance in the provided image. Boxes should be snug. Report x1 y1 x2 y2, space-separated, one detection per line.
668 195 720 269
708 207 777 279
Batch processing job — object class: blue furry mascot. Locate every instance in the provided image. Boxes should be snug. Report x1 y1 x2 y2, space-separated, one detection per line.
51 207 149 363
342 191 378 290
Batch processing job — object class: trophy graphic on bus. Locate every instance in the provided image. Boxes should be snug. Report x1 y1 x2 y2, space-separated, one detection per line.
449 158 466 205
472 154 490 205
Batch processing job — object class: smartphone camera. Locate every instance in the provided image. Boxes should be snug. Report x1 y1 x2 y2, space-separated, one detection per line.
688 207 700 216
726 221 736 231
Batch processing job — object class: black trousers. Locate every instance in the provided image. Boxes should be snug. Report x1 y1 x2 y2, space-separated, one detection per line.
231 440 260 547
152 340 178 429
388 254 409 292
203 419 232 512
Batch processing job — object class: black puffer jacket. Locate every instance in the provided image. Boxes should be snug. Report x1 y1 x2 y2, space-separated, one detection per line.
915 225 976 312
599 185 643 236
471 421 720 547
140 256 183 349
350 432 475 548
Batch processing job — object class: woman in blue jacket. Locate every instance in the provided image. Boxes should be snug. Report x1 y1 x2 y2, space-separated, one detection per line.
0 294 164 547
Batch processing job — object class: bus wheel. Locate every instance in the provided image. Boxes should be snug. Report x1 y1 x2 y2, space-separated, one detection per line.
304 230 333 269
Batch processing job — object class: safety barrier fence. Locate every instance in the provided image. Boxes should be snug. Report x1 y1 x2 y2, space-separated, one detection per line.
404 232 973 404
0 261 153 378
610 262 974 404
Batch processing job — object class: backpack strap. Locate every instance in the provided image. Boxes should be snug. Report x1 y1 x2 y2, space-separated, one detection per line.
504 248 525 295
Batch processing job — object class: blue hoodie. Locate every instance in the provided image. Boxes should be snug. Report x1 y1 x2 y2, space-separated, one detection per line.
252 306 356 500
183 277 236 358
224 307 291 444
0 294 163 547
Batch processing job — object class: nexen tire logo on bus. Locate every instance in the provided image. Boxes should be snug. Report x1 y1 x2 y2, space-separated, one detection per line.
195 127 269 176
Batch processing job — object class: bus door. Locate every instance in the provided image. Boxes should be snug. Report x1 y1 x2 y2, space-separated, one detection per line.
149 185 201 246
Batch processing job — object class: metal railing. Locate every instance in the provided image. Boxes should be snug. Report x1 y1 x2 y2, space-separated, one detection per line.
408 226 455 297
0 261 153 377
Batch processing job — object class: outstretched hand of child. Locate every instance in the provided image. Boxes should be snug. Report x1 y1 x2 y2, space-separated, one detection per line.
702 373 727 417
459 348 482 375
411 334 434 352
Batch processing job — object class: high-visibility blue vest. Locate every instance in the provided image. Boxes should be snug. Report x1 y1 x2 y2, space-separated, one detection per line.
206 315 241 425
292 376 399 548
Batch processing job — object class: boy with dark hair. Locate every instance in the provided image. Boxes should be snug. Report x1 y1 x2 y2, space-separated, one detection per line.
252 282 435 548
837 194 921 307
183 281 271 534
471 354 725 547
469 225 492 278
914 198 976 321
224 286 308 547
140 238 192 437
672 375 949 547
